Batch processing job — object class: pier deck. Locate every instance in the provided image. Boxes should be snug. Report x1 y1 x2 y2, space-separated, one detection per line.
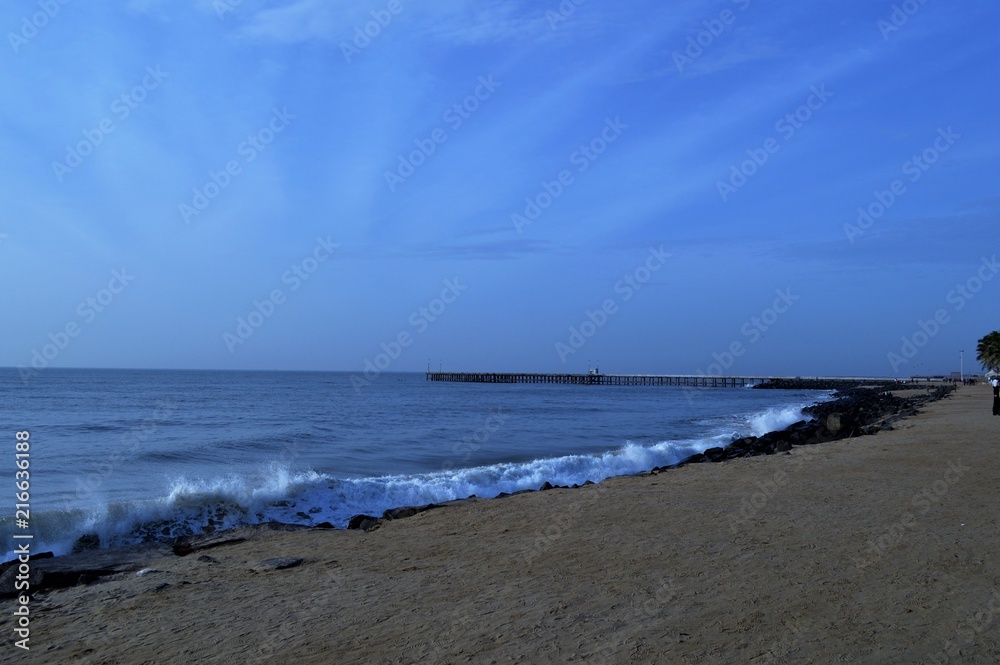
424 373 899 387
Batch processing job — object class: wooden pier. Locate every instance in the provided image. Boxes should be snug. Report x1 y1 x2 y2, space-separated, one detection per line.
423 372 895 388
427 372 757 387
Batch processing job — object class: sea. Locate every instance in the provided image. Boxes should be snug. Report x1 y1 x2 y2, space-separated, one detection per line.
0 369 832 560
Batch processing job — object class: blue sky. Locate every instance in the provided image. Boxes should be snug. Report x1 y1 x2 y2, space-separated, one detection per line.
2 0 998 378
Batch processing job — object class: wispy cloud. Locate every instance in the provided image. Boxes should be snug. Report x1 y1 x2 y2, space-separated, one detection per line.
228 0 558 46
4 0 998 374
413 1 550 45
233 0 345 44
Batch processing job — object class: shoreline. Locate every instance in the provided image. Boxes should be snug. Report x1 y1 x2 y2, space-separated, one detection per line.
0 382 953 581
4 385 998 661
4 384 997 661
0 382 828 564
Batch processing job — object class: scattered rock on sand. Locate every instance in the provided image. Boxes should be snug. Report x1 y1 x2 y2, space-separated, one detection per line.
0 565 44 597
252 557 304 572
382 504 438 521
348 515 382 531
0 545 153 596
172 533 247 557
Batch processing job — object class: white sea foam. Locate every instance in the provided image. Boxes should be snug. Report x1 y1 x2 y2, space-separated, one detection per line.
2 399 818 559
299 432 736 527
747 404 808 436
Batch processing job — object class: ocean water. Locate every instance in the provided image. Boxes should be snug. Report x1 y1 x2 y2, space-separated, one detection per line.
0 369 830 559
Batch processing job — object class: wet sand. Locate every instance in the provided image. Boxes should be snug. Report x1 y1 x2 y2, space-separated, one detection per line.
5 385 1000 664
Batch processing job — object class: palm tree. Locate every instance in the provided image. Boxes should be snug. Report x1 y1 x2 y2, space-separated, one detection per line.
977 331 1000 373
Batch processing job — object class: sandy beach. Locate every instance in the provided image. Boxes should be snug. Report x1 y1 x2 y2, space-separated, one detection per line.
5 385 1000 664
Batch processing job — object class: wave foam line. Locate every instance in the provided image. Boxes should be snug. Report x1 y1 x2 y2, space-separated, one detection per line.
2 400 814 558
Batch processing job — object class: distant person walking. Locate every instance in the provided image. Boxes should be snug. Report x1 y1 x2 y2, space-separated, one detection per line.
992 377 1000 416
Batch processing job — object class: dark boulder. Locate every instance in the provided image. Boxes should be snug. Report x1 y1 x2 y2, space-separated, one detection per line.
670 383 956 469
704 447 726 462
71 534 101 554
0 565 43 598
0 545 153 597
347 514 381 531
382 504 438 521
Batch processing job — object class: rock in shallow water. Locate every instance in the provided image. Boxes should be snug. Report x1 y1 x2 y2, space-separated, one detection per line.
72 533 100 554
670 384 957 469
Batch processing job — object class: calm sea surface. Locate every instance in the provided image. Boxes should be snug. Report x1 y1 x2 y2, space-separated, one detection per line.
0 369 829 558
